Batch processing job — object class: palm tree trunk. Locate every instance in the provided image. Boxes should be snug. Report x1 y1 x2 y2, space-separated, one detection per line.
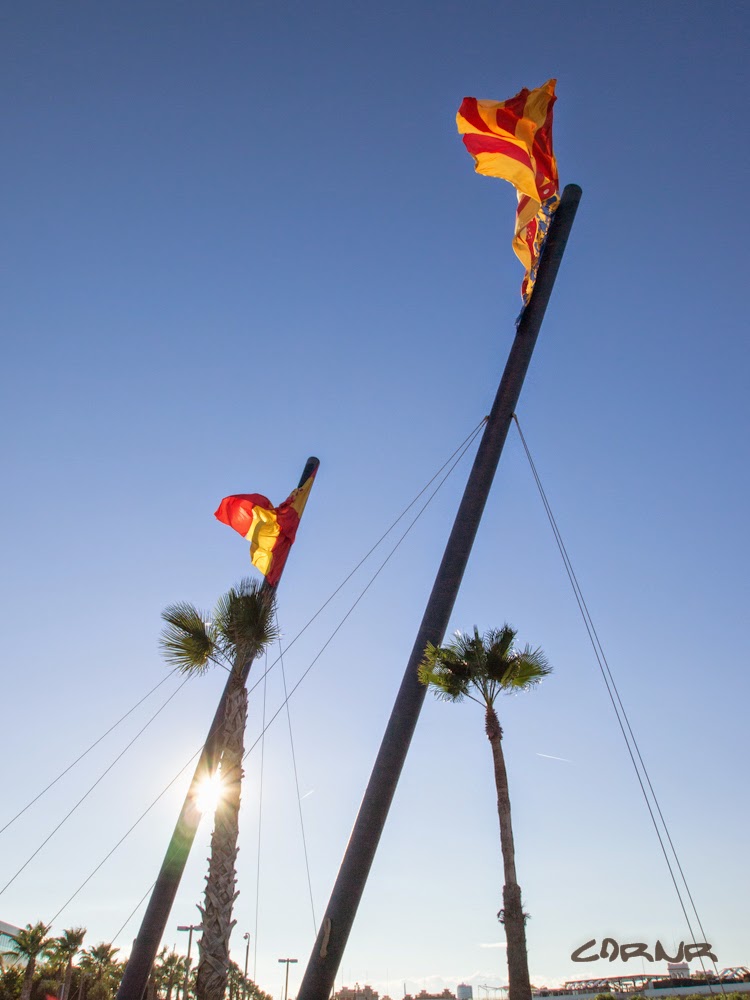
62 959 74 1000
196 673 248 1000
485 705 532 1000
20 959 37 1000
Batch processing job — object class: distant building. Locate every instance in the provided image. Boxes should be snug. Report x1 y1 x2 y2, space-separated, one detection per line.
0 920 22 965
668 963 691 978
405 992 457 1000
333 986 379 1000
457 986 473 1000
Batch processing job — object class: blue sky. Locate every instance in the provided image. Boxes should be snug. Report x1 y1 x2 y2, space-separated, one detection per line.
2 2 748 997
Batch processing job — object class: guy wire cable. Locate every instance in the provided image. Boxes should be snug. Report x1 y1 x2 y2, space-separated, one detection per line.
512 413 722 988
0 668 181 836
242 414 486 763
111 880 157 946
0 674 192 898
243 417 487 705
46 745 202 926
42 417 487 927
276 619 317 934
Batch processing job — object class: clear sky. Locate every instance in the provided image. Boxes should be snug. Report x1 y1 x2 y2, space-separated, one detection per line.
2 2 748 998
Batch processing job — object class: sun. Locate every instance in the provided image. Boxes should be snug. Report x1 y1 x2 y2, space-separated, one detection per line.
195 769 225 815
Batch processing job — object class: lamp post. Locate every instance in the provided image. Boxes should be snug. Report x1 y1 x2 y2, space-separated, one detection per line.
243 934 251 999
278 959 298 1000
177 924 202 1000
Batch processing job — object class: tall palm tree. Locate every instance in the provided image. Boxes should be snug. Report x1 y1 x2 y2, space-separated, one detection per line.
419 625 551 1000
50 927 86 1000
6 923 53 1000
160 578 278 1000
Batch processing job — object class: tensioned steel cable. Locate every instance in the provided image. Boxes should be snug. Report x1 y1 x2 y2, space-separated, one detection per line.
44 417 486 928
240 422 484 965
0 674 192 898
0 669 180 836
111 880 157 946
512 413 722 988
276 622 317 935
241 416 487 763
242 417 489 706
46 747 202 926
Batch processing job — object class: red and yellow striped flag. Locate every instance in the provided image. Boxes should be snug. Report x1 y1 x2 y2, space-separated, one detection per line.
215 471 316 586
457 79 559 302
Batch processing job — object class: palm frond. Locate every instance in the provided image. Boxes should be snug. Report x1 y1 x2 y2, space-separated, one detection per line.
212 578 279 667
484 625 517 662
443 628 483 667
9 923 52 959
418 640 471 701
502 644 552 691
420 625 552 708
160 602 216 674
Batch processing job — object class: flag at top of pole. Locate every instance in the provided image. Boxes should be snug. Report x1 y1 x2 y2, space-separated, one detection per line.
457 79 559 302
215 468 317 586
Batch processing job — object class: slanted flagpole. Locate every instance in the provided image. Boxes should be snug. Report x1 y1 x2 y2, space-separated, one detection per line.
296 185 582 1000
117 456 319 1000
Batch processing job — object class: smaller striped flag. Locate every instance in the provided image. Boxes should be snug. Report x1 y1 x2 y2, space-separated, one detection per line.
215 471 316 586
457 79 559 302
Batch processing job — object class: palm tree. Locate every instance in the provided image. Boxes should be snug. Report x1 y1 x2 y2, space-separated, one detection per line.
0 965 24 1000
225 961 243 1000
80 943 120 999
419 625 551 1000
50 927 86 1000
153 950 185 1000
5 923 53 1000
160 578 278 1000
224 961 270 1000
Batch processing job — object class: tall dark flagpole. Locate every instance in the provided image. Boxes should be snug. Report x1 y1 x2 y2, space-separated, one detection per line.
296 184 582 1000
117 456 320 1000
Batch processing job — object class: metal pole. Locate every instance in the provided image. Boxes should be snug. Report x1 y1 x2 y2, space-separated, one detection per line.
118 458 319 1000
243 933 251 999
278 959 298 1000
296 185 582 1000
177 923 201 1000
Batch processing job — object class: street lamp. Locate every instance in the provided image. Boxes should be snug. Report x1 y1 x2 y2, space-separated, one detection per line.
278 959 298 1000
177 923 202 1000
243 933 251 1000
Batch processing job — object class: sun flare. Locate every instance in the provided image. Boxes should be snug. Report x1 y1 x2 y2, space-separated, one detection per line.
195 770 225 815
